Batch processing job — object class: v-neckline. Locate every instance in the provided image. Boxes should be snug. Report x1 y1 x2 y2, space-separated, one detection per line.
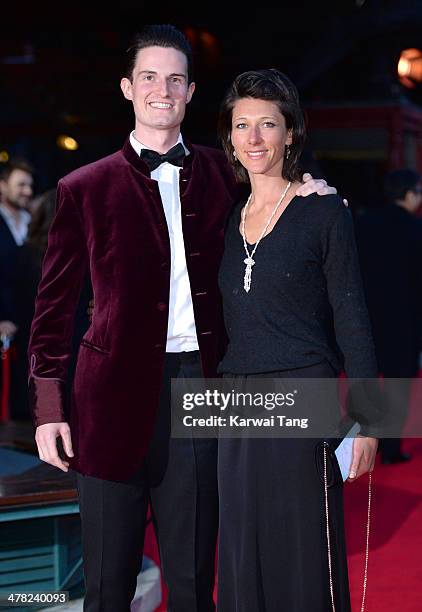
239 194 300 247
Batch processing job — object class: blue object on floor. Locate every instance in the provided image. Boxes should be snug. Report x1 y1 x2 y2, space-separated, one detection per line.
0 448 41 476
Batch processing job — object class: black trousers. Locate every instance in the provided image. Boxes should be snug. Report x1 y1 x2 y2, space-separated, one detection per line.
217 362 351 612
77 352 218 612
380 376 412 460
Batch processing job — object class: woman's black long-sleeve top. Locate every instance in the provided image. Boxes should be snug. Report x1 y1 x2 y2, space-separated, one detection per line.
218 193 378 380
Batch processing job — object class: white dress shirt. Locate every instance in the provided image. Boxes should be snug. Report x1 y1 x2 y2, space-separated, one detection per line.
0 204 31 246
130 131 199 352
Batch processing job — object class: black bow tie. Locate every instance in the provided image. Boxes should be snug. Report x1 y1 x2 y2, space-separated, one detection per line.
140 143 186 171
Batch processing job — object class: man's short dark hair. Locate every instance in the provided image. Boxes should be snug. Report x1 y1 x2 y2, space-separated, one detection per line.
384 168 420 203
124 25 194 83
218 69 306 183
0 158 34 182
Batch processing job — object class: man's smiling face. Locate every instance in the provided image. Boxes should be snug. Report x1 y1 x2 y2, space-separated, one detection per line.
120 45 195 134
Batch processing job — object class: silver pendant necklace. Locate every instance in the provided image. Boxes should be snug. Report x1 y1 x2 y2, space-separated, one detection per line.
241 181 291 293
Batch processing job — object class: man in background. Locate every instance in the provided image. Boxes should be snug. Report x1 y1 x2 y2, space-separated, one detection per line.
356 168 422 464
0 159 34 420
0 158 34 339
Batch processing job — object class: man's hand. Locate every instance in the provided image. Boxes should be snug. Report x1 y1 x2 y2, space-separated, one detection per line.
297 173 348 207
348 436 378 481
35 422 74 472
0 320 18 338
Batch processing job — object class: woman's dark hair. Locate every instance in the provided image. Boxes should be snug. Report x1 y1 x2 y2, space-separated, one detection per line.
124 24 194 83
27 188 57 255
218 69 306 183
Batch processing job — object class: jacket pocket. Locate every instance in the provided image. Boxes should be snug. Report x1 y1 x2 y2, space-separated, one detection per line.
80 338 110 355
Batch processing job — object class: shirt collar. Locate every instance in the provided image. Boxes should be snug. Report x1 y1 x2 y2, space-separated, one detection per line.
0 204 31 224
129 131 190 158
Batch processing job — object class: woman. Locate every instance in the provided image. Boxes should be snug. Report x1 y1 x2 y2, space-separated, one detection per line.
216 69 378 611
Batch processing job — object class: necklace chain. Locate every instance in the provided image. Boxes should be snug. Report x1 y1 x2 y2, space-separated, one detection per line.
241 182 291 292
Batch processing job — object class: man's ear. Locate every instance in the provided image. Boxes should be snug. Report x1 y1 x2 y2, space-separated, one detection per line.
186 81 196 104
120 78 133 101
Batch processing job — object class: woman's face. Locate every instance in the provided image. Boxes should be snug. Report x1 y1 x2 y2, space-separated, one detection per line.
231 97 292 179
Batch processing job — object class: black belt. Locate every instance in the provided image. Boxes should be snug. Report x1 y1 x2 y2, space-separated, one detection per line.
165 350 200 365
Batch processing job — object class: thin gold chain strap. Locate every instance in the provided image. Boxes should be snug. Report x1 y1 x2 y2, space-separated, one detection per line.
323 443 373 612
360 471 372 612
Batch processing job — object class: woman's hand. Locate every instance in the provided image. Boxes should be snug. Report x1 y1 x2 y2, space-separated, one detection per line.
348 436 378 481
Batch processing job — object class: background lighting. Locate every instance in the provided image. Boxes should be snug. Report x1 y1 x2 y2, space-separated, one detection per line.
398 48 422 88
56 135 79 151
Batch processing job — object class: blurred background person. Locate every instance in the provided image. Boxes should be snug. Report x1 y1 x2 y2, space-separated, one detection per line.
11 189 56 420
0 158 34 340
0 158 34 421
356 169 422 464
11 188 91 420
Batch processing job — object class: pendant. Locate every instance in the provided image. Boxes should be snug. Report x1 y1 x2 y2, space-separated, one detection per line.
243 257 255 293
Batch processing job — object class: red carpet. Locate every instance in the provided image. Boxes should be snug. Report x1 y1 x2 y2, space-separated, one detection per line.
346 438 422 612
145 440 422 611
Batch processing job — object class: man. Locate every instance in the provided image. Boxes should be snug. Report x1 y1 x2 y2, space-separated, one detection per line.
29 25 337 611
0 159 33 339
0 159 33 421
356 169 422 464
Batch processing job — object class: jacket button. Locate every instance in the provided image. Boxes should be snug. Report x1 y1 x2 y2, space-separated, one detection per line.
161 261 169 270
157 302 167 311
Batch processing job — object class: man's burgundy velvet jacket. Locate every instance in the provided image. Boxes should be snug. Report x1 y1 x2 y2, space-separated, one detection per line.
28 138 238 480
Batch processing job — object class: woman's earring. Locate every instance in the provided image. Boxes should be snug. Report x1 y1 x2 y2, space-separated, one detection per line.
285 145 291 160
233 150 237 160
